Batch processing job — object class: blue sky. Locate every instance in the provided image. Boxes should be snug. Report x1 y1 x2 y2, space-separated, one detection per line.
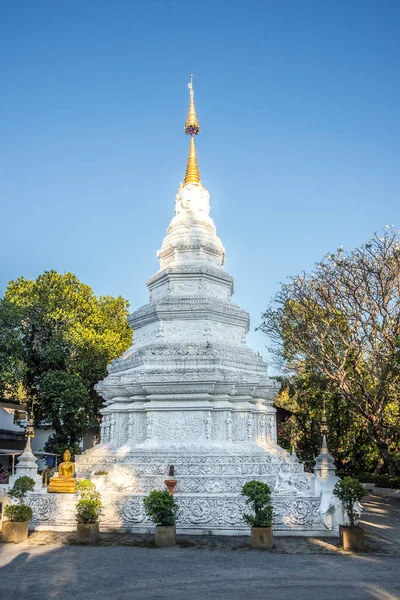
1 1 399 365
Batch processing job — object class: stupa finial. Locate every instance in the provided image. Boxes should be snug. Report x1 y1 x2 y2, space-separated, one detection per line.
183 75 201 186
321 399 328 435
314 400 336 478
184 75 200 136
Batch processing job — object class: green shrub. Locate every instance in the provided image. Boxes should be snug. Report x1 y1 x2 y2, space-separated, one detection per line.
143 490 178 526
94 470 108 476
76 479 102 524
8 476 36 504
241 481 273 528
4 504 33 522
346 473 400 489
77 479 100 500
350 471 373 483
372 474 391 487
337 471 400 490
76 498 102 524
388 477 400 489
373 476 400 489
333 477 367 527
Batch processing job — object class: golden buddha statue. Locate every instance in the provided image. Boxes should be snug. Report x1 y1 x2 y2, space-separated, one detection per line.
47 449 77 493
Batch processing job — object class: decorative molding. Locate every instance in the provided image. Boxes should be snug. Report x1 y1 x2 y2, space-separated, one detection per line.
26 492 328 532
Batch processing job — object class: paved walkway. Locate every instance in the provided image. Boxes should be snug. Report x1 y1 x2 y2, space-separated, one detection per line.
1 543 399 600
0 495 399 600
360 494 400 550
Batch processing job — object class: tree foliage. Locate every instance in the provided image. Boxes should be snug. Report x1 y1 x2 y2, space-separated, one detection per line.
5 476 36 522
8 475 36 504
275 368 380 473
260 229 400 475
0 270 131 455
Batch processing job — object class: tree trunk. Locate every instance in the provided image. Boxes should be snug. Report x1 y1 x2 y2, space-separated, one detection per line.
371 427 398 476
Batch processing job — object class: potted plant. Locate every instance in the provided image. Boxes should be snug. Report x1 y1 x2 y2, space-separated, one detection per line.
2 475 35 543
333 476 367 551
76 479 102 543
143 490 178 547
241 480 273 549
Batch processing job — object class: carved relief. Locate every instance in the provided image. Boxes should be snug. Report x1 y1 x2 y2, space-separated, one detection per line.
119 413 129 442
128 413 134 440
152 414 204 440
174 281 198 294
27 489 324 532
226 412 233 441
145 414 152 440
260 414 266 440
110 415 116 441
205 411 212 439
247 414 253 440
26 494 56 522
232 413 246 441
100 418 106 443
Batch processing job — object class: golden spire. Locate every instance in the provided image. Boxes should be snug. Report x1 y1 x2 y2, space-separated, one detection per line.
184 136 201 185
183 75 201 186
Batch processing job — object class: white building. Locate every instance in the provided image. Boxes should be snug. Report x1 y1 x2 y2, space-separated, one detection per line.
24 80 344 535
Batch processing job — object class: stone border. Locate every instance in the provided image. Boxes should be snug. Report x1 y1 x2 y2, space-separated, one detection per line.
373 487 400 499
362 483 400 498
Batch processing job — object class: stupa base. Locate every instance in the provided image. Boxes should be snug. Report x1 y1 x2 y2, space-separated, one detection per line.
25 490 331 535
23 443 343 535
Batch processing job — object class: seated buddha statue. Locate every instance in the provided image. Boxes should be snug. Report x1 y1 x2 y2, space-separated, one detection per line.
48 449 77 493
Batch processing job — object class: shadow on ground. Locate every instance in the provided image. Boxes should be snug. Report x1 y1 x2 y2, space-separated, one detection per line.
1 496 400 600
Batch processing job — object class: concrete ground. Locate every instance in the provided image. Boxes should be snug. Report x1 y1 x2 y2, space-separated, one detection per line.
0 495 399 600
360 494 400 549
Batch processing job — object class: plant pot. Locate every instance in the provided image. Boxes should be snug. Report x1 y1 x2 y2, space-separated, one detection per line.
251 526 273 549
155 525 176 547
164 479 178 495
76 523 99 544
1 521 29 543
339 525 365 551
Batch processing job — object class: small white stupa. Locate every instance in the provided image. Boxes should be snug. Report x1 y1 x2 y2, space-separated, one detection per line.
8 414 42 492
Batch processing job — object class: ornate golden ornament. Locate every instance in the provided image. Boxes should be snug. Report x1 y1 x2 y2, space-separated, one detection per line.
183 75 201 186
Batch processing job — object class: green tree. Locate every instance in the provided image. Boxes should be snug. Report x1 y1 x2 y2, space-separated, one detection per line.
275 367 380 473
8 475 36 504
0 270 131 455
260 229 400 475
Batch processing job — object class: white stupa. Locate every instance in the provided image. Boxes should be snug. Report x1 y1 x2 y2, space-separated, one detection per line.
26 79 343 534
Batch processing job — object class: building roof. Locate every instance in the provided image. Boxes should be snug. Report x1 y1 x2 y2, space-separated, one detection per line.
0 401 27 411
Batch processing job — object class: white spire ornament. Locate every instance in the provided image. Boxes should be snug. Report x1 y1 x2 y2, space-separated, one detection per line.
8 413 43 492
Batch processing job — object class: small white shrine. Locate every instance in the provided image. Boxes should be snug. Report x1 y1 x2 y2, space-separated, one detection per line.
24 79 344 534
